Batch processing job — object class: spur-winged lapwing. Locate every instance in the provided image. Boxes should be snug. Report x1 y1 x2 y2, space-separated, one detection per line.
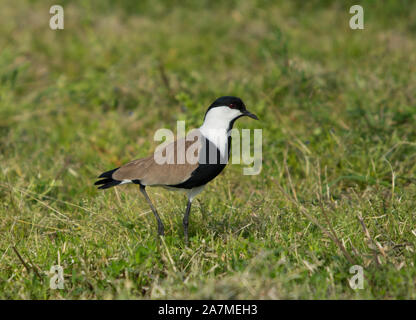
95 96 258 245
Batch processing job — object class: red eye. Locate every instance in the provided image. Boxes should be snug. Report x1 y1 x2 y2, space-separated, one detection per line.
229 104 235 109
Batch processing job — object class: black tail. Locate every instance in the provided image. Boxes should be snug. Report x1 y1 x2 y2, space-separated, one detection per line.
95 167 121 189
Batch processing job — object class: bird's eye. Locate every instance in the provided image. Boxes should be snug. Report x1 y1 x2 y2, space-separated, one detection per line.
229 104 235 109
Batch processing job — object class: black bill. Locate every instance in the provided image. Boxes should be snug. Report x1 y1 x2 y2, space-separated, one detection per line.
243 110 259 120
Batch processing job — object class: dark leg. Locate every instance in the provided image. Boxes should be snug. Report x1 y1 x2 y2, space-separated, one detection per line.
183 199 192 246
140 186 164 236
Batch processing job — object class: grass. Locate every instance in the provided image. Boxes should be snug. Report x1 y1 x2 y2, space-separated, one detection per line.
1 0 416 299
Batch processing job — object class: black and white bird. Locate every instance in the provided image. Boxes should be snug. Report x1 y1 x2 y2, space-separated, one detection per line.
95 96 258 245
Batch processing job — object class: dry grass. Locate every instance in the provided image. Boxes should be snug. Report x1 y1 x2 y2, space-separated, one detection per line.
1 0 416 299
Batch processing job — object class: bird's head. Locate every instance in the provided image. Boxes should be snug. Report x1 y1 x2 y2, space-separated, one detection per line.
203 96 258 130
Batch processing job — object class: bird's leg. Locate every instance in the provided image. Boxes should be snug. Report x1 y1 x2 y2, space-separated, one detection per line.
183 199 192 246
139 186 164 236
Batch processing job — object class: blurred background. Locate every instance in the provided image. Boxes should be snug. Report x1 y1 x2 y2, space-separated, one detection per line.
1 0 416 299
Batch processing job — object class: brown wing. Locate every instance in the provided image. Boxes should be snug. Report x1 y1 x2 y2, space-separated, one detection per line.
112 129 203 186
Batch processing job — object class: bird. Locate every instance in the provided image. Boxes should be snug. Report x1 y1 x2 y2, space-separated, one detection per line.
95 96 258 245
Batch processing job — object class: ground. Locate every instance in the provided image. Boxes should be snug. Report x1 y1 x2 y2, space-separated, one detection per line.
1 0 416 299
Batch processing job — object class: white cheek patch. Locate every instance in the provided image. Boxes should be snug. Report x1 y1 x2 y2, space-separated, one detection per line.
203 106 242 126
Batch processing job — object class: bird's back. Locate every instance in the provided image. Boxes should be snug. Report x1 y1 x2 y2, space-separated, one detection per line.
96 129 230 189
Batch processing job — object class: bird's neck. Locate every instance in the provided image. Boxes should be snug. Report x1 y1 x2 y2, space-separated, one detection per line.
199 116 233 158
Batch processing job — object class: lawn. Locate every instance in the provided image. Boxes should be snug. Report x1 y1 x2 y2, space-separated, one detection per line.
1 0 416 299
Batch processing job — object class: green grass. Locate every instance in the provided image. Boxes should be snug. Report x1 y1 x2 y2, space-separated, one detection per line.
1 0 416 299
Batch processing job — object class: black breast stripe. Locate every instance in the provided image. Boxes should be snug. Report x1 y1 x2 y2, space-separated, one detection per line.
169 136 231 189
